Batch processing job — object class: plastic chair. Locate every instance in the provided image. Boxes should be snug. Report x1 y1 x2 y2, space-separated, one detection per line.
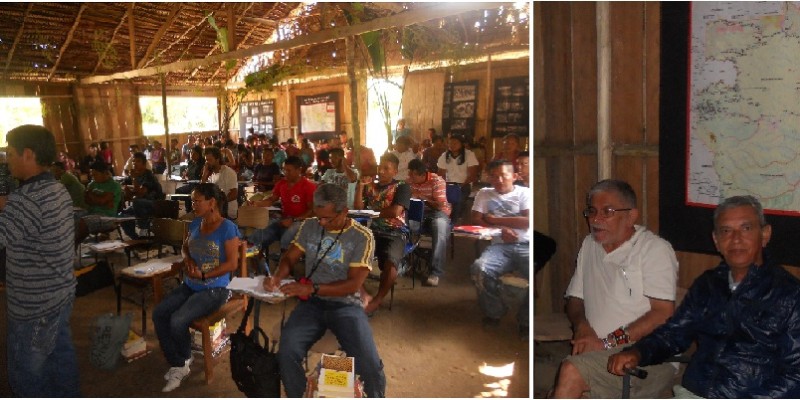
388 198 425 309
188 242 250 384
445 183 461 259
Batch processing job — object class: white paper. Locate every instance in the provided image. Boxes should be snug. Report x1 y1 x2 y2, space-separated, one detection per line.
227 276 293 303
88 240 129 252
123 255 182 277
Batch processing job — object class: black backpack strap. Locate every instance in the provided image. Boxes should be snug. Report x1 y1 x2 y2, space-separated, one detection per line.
237 297 255 334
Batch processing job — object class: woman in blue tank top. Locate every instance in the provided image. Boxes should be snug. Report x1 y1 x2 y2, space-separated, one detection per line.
152 183 240 392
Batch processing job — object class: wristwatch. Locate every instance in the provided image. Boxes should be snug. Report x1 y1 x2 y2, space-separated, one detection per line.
312 283 320 296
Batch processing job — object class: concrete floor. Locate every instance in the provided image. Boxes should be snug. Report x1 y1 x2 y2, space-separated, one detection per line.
0 233 531 398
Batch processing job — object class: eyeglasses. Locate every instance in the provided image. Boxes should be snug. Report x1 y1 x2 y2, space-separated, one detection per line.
582 206 632 219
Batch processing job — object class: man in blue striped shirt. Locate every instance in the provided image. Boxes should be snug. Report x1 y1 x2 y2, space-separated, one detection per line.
1 125 80 396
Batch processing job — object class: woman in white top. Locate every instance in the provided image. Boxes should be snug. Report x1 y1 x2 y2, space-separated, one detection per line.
436 134 479 223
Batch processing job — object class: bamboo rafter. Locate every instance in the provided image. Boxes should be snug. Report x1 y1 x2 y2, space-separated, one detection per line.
47 4 88 82
136 3 182 69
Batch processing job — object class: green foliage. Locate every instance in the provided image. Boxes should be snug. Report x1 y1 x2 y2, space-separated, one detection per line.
206 12 236 70
243 63 298 92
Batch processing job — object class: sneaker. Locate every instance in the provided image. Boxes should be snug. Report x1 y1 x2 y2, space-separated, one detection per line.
164 358 192 380
482 316 501 329
425 276 440 287
162 363 191 392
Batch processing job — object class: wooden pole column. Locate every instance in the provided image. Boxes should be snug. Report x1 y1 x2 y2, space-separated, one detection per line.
596 2 612 179
346 36 362 173
161 74 170 176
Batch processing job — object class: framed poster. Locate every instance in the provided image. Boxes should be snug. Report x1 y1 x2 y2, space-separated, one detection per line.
296 92 339 141
660 2 800 265
492 76 529 137
239 99 275 139
442 81 478 140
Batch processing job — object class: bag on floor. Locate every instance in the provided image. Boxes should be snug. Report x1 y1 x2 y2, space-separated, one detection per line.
90 312 132 371
230 298 281 397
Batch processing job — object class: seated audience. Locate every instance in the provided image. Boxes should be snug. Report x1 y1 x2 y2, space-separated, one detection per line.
552 179 678 398
51 161 85 209
514 151 529 187
202 146 238 219
320 147 358 207
80 142 103 175
608 195 800 398
75 161 123 246
437 134 479 223
153 183 240 392
354 153 411 314
119 152 164 240
252 147 281 193
390 135 418 181
150 140 167 174
345 138 378 178
247 156 316 255
421 135 447 174
406 159 450 287
175 146 205 213
470 160 532 337
123 144 153 176
264 184 385 398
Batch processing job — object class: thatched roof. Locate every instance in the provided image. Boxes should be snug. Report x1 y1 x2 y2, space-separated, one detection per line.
0 2 529 87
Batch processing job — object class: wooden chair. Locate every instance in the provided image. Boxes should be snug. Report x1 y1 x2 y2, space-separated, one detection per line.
187 241 250 384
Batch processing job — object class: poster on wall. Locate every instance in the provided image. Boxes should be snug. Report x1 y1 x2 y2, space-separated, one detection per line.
239 99 275 139
442 81 478 141
492 76 529 138
297 92 339 141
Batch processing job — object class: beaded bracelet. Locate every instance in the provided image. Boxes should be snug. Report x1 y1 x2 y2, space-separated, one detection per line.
603 326 630 349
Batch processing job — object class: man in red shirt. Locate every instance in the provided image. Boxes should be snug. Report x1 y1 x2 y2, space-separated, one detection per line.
247 156 316 254
407 159 451 287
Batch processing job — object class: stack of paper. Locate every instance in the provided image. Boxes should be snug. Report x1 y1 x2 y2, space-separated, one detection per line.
126 255 182 276
191 318 227 354
121 330 147 361
226 276 294 303
87 240 129 252
317 354 356 398
453 225 502 239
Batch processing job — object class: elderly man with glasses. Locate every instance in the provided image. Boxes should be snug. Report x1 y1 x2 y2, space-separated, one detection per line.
552 179 679 398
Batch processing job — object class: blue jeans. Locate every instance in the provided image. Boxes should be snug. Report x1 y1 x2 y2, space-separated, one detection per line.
246 220 301 252
152 284 230 367
7 298 81 397
119 198 156 239
423 210 450 277
279 298 386 398
470 242 531 327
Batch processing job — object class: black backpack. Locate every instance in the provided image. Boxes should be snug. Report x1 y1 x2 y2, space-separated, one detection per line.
230 298 281 397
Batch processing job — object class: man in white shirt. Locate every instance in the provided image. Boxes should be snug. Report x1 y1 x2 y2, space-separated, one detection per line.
390 135 418 181
123 144 153 176
320 148 358 207
470 160 530 337
552 179 678 398
201 146 238 219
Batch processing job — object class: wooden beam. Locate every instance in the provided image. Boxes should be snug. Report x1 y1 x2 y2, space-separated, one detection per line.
92 8 129 74
597 2 612 178
204 8 268 84
227 3 237 51
240 16 278 27
147 7 219 69
193 2 262 81
4 3 34 75
47 4 88 82
136 3 182 69
129 3 136 69
82 2 509 84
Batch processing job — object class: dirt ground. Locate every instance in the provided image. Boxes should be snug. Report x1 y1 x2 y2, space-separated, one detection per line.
0 234 531 398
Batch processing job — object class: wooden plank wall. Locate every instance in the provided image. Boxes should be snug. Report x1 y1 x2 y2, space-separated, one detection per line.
402 71 446 138
533 2 662 314
72 84 144 174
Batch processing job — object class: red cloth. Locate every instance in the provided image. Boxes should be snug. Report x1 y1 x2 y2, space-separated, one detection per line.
273 177 316 218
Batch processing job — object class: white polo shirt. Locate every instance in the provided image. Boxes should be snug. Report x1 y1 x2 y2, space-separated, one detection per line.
565 225 678 338
209 165 238 219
